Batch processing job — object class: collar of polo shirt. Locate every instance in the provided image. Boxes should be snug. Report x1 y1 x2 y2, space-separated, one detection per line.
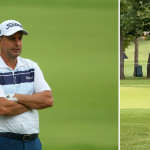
0 56 25 69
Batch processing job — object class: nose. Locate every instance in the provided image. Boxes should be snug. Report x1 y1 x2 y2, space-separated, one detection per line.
15 38 21 46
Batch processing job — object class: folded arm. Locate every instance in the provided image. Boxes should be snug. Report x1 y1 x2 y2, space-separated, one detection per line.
0 97 30 116
14 90 53 110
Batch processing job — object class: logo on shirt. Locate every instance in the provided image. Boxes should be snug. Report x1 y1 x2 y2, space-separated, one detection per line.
25 76 33 80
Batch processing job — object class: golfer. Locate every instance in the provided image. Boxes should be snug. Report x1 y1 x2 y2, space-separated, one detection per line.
0 20 53 150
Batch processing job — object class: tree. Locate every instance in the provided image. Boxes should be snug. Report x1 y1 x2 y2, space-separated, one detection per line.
120 0 150 79
120 32 125 79
147 53 150 78
120 0 133 79
133 38 139 76
128 0 150 77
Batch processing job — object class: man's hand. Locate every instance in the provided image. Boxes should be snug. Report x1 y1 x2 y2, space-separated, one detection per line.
0 97 30 116
14 90 53 110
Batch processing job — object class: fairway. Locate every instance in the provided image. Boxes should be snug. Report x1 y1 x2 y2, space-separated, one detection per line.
120 78 150 150
0 0 118 150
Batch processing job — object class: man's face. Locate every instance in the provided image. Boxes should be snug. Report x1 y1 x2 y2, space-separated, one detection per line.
0 31 23 59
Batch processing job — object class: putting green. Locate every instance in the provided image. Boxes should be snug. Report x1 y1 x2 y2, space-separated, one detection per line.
120 87 150 109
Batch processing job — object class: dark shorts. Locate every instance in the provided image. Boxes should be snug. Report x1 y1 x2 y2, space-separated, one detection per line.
0 136 42 150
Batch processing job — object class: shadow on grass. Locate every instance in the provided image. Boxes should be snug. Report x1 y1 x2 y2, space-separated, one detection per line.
121 76 149 80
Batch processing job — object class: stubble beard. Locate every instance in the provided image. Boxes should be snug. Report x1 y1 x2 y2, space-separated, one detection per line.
7 49 22 60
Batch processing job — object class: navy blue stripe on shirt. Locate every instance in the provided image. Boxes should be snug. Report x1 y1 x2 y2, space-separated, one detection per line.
14 69 34 75
0 69 34 85
0 72 13 76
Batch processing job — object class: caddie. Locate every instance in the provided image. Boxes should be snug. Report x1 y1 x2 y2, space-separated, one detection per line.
0 20 53 150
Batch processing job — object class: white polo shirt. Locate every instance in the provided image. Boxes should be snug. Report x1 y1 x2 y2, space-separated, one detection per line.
0 56 51 134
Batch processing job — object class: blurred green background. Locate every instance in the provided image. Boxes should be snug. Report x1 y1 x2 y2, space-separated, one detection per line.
0 0 118 149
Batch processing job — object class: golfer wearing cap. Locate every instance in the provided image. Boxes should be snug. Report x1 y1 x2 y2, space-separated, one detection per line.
0 20 53 150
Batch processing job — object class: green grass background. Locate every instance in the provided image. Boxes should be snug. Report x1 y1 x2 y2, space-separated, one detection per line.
120 78 150 150
0 1 118 149
121 39 150 149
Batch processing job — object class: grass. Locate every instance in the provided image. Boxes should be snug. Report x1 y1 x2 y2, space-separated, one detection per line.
120 78 150 150
121 36 150 149
124 39 150 77
0 0 118 150
120 109 150 150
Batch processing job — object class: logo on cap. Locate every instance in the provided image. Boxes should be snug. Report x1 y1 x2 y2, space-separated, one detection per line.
6 22 22 30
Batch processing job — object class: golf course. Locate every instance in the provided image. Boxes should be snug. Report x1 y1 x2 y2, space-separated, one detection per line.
120 39 150 149
0 0 118 150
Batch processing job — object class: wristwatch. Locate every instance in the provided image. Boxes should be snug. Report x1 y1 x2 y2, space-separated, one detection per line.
6 94 18 102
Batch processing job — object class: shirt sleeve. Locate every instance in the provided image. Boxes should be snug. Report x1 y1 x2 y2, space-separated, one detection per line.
0 85 6 98
34 63 51 93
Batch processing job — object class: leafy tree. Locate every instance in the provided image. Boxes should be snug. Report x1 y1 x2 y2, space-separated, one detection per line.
120 0 133 79
120 0 150 79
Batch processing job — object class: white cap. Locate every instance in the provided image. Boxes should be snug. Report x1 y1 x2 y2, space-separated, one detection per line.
0 20 28 36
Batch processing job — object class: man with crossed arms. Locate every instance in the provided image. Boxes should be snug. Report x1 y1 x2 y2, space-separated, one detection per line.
0 20 53 150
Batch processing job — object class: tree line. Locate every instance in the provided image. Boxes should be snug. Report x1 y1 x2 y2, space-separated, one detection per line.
120 0 150 79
